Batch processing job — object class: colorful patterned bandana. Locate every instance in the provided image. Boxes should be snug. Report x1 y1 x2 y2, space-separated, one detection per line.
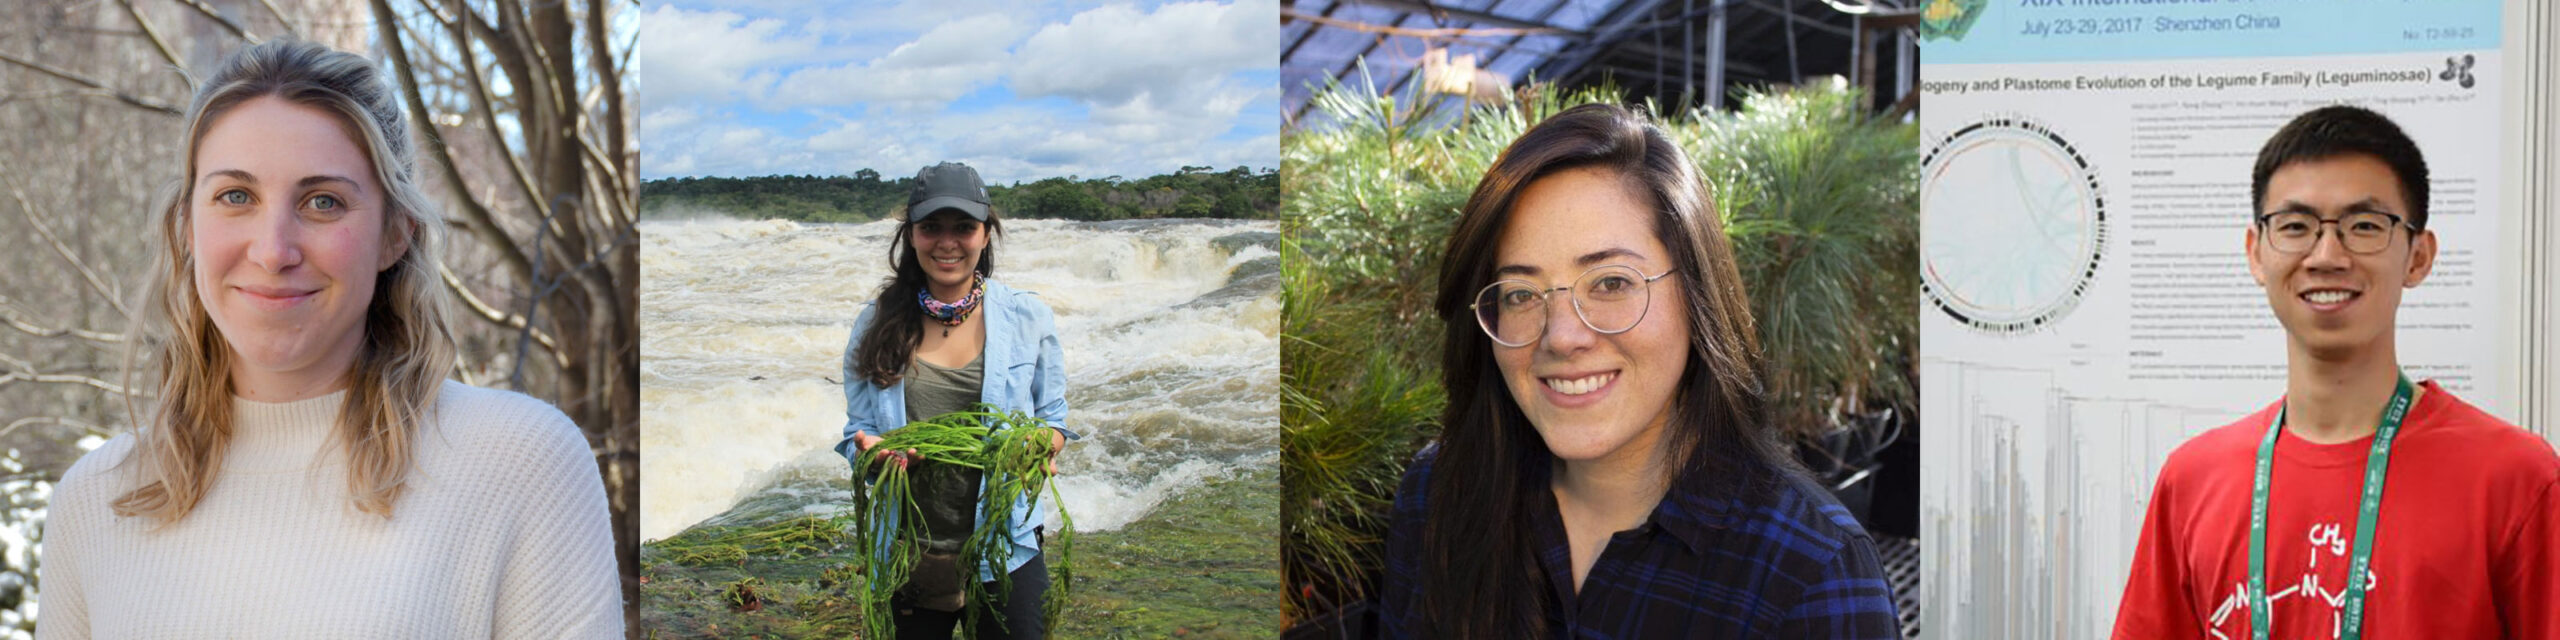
918 273 985 328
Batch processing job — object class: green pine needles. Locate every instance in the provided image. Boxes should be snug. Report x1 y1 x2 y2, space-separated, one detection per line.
850 405 1075 638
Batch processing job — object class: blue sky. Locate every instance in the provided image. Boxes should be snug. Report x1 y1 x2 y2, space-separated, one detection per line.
638 0 1280 185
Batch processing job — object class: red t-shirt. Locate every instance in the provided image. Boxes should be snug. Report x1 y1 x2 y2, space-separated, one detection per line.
2112 381 2560 639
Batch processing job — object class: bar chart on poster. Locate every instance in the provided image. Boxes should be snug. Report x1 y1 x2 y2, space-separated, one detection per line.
1914 0 2509 637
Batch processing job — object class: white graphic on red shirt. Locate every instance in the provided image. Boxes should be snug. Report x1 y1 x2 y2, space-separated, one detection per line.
2204 522 2380 639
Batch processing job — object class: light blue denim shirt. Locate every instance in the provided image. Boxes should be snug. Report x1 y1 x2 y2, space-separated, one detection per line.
833 278 1076 581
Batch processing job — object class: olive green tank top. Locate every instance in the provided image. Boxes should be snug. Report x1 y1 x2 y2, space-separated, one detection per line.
904 351 986 553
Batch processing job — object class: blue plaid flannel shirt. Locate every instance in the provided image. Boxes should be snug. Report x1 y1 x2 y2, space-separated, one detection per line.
1380 445 1901 638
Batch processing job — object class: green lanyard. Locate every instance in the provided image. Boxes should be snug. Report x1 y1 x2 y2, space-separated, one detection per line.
2248 374 2414 640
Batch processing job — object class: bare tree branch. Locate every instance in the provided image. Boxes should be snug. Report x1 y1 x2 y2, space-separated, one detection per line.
0 51 182 116
437 264 563 361
255 0 302 40
118 0 187 75
371 0 537 285
392 6 462 89
443 6 557 250
3 169 133 317
532 226 632 303
494 0 567 119
0 372 131 395
575 126 634 224
475 0 597 267
0 416 112 442
0 354 130 395
169 0 259 42
459 3 518 74
584 0 628 176
0 294 125 344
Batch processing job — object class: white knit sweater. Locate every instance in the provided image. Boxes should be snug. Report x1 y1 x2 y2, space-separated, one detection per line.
34 380 622 639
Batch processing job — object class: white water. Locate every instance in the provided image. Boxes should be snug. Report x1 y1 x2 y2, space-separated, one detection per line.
639 217 1279 542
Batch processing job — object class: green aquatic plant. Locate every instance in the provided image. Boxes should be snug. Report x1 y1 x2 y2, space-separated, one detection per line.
722 576 765 612
652 513 854 567
848 405 1075 639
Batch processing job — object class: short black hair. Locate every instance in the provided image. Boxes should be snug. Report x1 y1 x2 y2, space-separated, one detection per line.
2250 105 2431 231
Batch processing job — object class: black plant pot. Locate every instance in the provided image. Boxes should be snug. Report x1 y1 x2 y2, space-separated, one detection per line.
1799 408 1902 529
1283 599 1381 640
1828 463 1878 527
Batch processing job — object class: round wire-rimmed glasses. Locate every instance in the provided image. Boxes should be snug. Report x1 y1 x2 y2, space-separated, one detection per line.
2254 210 2413 254
1470 264 1675 348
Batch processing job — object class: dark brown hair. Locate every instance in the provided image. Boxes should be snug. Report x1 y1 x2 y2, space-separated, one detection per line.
850 211 1002 387
1417 103 1789 637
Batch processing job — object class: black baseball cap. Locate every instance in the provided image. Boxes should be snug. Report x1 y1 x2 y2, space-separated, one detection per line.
908 162 991 222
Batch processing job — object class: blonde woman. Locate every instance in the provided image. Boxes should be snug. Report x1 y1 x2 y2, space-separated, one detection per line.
33 39 621 638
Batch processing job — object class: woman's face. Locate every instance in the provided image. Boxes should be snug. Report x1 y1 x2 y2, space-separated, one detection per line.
190 96 401 400
909 210 987 293
1490 166 1690 469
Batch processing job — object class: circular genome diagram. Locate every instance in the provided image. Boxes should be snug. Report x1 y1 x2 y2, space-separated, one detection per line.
1920 116 2107 335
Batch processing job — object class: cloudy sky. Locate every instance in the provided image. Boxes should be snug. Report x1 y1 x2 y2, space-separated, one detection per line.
638 0 1280 184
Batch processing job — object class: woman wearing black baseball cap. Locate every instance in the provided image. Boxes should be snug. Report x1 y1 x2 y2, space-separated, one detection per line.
834 161 1076 639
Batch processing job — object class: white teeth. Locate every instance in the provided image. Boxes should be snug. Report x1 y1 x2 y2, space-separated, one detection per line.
2304 290 2354 305
1544 373 1613 396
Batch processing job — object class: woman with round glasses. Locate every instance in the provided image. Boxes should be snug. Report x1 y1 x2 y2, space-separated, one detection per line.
1377 103 1899 638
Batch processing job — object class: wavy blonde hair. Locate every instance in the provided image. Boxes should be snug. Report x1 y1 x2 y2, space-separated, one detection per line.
116 38 458 523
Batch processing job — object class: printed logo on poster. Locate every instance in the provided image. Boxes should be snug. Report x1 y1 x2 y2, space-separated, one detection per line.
1920 0 1986 41
2440 53 2476 88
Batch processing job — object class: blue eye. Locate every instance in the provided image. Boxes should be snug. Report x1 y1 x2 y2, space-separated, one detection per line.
308 194 342 211
216 189 250 206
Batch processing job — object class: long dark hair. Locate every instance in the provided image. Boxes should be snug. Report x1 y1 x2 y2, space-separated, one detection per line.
851 212 1002 387
1417 103 1791 637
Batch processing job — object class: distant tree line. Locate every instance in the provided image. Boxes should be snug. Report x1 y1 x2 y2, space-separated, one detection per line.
641 165 1279 222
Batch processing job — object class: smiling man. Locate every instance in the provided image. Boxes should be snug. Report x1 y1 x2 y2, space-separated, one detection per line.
2110 105 2560 639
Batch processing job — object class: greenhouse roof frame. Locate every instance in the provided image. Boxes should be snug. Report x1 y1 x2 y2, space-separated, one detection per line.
1281 0 1919 128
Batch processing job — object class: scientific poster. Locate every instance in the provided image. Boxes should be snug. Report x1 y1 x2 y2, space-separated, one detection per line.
1915 1 2505 637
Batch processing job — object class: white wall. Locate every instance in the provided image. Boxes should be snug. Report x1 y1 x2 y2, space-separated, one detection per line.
2501 0 2558 440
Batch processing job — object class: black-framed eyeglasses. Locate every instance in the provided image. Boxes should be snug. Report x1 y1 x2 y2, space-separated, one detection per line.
1470 264 1675 348
2254 210 2413 255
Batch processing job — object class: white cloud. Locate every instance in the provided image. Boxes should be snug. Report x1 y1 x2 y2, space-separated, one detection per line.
873 0 1040 33
642 105 826 178
1087 77 1269 135
637 6 823 108
638 0 1279 182
638 106 702 175
930 103 1273 180
768 13 1028 110
640 105 700 132
1010 0 1278 109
